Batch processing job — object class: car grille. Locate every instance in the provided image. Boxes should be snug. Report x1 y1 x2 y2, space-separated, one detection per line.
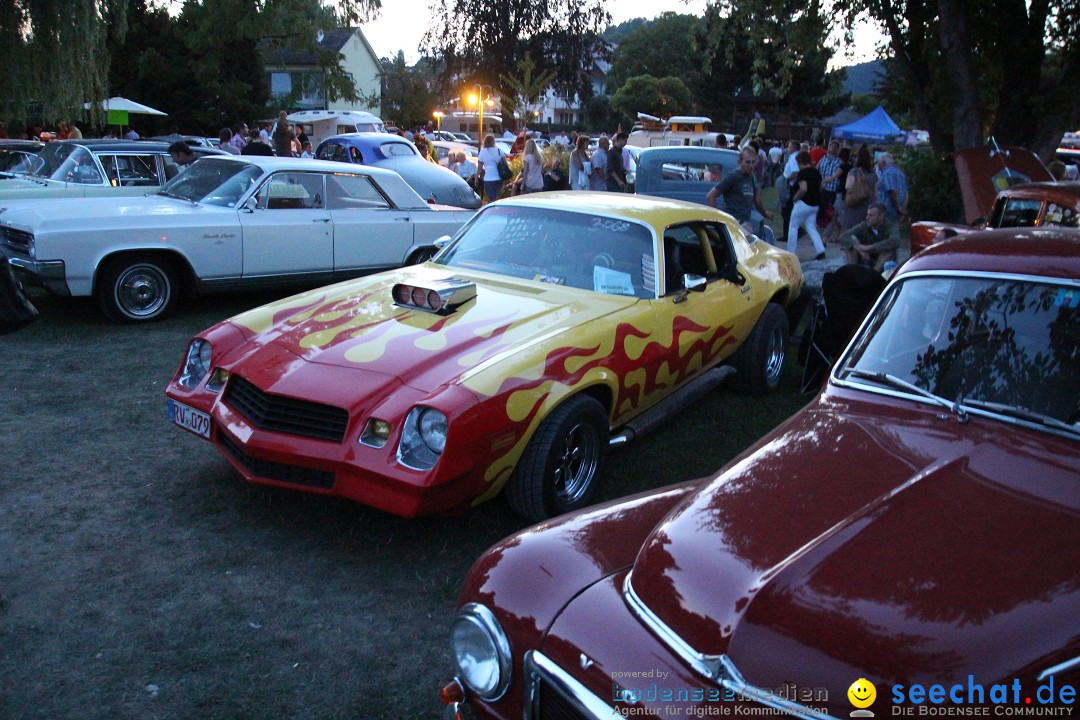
536 680 592 720
525 652 611 720
0 226 33 255
224 375 349 442
218 432 335 489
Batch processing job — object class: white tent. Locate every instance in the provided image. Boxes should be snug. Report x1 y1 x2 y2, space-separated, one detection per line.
83 97 167 116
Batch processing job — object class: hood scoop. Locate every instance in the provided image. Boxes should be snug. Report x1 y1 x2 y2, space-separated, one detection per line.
391 277 476 315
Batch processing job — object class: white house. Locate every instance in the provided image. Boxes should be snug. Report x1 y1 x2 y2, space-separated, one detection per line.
264 27 381 113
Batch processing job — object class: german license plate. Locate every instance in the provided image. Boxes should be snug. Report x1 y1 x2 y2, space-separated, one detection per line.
168 398 211 439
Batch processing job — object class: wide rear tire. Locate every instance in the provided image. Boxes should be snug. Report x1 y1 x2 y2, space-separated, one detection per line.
506 395 608 522
727 303 788 396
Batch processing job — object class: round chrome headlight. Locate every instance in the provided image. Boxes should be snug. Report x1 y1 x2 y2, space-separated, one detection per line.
398 406 447 470
418 408 447 453
450 603 511 700
179 339 212 389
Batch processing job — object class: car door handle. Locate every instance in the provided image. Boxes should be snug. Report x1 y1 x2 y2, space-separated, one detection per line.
394 217 410 222
313 218 331 223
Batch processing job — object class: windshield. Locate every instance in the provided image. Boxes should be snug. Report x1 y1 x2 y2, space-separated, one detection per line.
436 205 656 298
838 275 1080 429
0 148 39 173
12 144 103 183
157 158 263 207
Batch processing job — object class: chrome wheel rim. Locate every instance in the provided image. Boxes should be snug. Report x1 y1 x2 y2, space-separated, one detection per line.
115 264 170 318
553 421 601 504
765 324 786 385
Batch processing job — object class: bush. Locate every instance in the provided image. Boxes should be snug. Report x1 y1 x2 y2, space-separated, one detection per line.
900 147 965 223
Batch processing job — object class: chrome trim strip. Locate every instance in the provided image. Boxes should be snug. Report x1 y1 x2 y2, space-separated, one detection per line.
524 650 614 720
623 574 724 680
622 573 838 719
1038 655 1080 682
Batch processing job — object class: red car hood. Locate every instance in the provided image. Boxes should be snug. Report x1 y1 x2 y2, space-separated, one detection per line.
227 264 636 394
953 145 1053 225
629 391 1080 689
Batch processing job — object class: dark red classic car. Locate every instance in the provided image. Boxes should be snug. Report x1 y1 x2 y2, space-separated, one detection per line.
910 144 1079 254
442 228 1080 719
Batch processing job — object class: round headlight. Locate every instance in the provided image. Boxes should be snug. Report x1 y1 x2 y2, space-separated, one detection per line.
418 408 447 453
179 338 212 389
450 604 511 700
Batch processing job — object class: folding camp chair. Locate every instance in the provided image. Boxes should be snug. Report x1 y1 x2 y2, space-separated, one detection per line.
799 263 887 394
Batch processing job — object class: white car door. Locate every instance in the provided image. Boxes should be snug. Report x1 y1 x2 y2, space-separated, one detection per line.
325 172 414 271
238 171 333 277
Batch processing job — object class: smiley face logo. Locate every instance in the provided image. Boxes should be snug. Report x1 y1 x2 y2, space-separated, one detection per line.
848 678 876 708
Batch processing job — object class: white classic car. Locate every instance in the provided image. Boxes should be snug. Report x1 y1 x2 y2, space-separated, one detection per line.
0 139 226 202
0 156 476 322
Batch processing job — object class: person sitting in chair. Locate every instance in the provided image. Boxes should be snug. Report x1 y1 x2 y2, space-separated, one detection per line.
838 202 899 273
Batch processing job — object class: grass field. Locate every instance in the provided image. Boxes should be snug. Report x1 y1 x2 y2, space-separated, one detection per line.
0 290 811 719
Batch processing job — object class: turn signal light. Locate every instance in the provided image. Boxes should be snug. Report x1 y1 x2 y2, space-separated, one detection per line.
440 678 465 704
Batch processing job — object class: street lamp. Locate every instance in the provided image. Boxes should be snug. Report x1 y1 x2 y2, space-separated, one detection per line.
432 110 444 136
466 84 496 142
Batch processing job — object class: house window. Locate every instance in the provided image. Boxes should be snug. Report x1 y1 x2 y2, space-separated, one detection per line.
270 72 291 95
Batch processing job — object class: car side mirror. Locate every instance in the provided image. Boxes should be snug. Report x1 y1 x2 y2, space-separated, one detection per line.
433 234 452 249
684 274 707 292
242 197 257 213
723 265 746 286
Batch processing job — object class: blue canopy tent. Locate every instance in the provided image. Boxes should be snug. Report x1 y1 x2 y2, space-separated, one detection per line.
829 105 903 143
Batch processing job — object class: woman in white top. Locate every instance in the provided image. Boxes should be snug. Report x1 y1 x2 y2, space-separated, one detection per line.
521 139 545 193
477 134 507 203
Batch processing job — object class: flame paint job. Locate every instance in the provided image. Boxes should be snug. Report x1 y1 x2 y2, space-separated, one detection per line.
448 232 1080 717
165 197 802 516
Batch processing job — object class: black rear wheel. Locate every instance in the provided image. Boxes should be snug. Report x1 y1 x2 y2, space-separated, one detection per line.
728 303 788 395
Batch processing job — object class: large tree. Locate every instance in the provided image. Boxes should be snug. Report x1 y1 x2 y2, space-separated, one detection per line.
378 53 446 131
422 0 609 103
840 0 1080 155
3 0 382 131
604 13 707 95
0 0 126 126
698 0 846 126
610 75 695 121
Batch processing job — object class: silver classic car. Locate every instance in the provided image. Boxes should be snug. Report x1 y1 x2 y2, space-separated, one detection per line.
0 156 475 322
0 139 227 202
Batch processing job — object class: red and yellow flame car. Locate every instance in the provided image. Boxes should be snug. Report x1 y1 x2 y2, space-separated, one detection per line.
164 192 803 519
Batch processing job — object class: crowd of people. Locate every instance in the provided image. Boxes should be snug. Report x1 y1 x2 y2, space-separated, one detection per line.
4 112 912 272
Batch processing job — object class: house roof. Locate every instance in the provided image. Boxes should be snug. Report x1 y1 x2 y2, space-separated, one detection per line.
266 27 380 67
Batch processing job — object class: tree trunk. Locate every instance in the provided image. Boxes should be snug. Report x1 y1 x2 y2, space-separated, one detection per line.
937 0 981 149
990 0 1048 148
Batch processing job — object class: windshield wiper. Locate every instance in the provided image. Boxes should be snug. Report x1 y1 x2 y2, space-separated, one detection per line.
959 399 1079 436
157 189 199 206
846 369 970 422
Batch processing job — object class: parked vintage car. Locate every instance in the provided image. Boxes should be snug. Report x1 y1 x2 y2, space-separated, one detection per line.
164 193 803 520
0 156 474 321
441 227 1080 719
632 145 740 204
315 132 482 209
431 140 479 167
0 139 45 173
909 144 1077 254
0 140 226 203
